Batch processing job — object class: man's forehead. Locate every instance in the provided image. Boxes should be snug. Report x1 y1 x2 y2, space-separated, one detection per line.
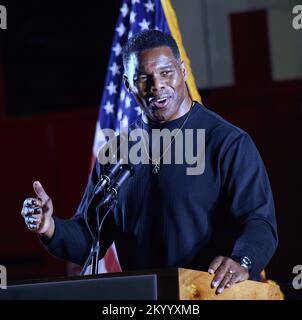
131 46 178 68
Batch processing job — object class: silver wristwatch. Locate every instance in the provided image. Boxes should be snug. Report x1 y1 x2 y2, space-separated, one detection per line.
232 255 252 272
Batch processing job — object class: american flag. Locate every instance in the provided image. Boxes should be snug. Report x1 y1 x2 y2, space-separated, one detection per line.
92 0 201 273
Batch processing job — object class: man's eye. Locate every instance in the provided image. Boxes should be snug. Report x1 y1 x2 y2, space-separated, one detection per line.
161 70 171 76
138 75 148 81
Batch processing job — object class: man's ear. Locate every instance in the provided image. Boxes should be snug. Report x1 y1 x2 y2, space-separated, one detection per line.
123 75 132 93
181 61 188 81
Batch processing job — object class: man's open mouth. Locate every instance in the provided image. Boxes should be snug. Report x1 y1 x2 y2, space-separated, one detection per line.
149 96 170 109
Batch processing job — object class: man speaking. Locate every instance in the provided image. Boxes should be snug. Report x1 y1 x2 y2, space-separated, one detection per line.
21 30 278 295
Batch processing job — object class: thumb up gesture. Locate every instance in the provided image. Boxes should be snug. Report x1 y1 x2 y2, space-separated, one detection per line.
21 181 55 239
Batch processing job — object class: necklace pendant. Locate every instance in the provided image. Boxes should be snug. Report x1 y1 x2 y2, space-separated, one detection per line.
152 161 160 174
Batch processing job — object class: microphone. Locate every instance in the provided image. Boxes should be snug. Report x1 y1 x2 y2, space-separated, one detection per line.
93 158 124 196
100 165 134 207
95 133 129 195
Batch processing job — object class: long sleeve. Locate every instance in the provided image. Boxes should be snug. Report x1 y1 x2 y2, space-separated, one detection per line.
220 133 278 279
42 215 92 266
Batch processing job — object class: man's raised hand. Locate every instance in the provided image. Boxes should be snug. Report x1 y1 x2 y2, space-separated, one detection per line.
21 181 55 239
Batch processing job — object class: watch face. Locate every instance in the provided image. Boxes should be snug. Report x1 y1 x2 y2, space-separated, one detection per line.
232 255 252 270
240 256 252 270
242 256 251 265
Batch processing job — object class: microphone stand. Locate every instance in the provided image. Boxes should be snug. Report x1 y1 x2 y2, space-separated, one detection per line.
81 199 117 276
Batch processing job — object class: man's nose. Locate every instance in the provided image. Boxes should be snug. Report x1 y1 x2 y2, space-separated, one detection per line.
149 75 164 92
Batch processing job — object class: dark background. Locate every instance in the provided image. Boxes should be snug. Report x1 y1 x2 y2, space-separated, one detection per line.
0 1 301 299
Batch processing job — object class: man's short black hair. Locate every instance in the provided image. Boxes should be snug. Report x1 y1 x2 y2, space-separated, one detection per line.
122 29 181 72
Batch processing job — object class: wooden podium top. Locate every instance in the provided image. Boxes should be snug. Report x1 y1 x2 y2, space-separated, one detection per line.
178 269 282 300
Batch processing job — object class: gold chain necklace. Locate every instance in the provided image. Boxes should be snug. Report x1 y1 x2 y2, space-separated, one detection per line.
141 101 194 174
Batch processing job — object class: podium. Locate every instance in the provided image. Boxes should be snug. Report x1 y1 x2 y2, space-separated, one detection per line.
0 268 282 300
